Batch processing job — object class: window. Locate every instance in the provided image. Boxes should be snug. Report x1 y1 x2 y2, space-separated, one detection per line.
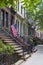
1 10 5 27
24 8 25 17
20 22 22 35
23 23 25 35
0 11 1 20
6 12 8 27
16 20 19 33
1 10 3 21
18 2 19 11
16 2 19 11
21 6 22 14
11 15 14 25
0 10 1 26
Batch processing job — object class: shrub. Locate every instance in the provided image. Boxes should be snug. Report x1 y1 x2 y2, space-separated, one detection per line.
0 39 14 54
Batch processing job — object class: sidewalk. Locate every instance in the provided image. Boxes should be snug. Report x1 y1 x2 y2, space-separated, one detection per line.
20 45 43 65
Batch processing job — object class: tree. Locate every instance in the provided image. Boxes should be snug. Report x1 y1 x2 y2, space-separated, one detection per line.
24 0 43 30
0 0 40 9
21 0 41 10
0 0 18 9
34 1 43 30
0 0 43 30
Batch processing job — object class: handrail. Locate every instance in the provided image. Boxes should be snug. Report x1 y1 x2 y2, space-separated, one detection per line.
3 30 28 48
0 29 30 61
16 36 30 47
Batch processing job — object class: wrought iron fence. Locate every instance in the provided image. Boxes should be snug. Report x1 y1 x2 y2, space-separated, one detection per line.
0 52 21 65
0 53 15 65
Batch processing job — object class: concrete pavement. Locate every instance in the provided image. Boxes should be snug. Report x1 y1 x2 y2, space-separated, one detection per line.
20 45 43 65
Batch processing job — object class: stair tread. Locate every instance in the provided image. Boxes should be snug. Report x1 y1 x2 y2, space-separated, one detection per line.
3 39 13 41
6 42 18 44
15 50 23 53
3 36 10 38
15 47 22 49
1 36 11 39
3 40 14 43
21 54 31 59
15 59 23 65
15 47 22 50
6 42 21 46
12 45 21 48
2 38 12 40
2 38 11 39
19 52 27 56
25 54 31 59
0 33 5 35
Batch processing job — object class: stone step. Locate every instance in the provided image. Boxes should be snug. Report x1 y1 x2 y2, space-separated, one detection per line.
2 36 10 38
21 54 31 60
0 35 5 37
3 40 14 43
1 37 11 40
24 54 31 59
2 38 13 41
0 33 5 35
0 34 6 36
7 42 18 45
3 35 10 38
15 59 23 65
16 49 23 53
19 52 27 56
0 34 4 36
12 45 21 48
6 42 21 48
15 47 22 51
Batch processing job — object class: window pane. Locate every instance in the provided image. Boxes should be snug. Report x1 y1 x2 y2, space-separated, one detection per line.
21 6 22 14
6 12 8 27
16 20 19 33
11 15 14 25
1 10 5 27
16 2 19 11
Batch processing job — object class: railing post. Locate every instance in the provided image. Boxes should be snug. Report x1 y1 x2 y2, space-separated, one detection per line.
22 47 26 61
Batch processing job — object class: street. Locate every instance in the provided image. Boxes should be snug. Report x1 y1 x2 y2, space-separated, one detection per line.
21 45 43 65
